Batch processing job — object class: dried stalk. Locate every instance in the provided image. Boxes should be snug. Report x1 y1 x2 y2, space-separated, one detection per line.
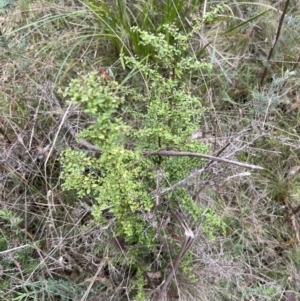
151 209 195 301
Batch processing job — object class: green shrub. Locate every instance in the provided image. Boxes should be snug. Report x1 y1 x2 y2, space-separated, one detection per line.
60 21 225 298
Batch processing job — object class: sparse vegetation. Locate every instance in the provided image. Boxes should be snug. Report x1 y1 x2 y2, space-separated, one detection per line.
1 0 300 300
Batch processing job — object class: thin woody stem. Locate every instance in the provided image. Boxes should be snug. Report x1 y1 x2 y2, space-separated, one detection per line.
152 209 195 301
144 150 263 170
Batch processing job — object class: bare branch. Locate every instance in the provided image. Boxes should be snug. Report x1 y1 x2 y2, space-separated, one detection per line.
143 150 263 170
259 0 291 90
67 125 102 153
151 210 195 300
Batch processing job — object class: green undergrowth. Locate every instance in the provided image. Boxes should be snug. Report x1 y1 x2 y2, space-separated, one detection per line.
2 0 300 300
59 21 227 299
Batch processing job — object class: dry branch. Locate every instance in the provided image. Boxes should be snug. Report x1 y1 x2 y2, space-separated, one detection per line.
144 150 263 170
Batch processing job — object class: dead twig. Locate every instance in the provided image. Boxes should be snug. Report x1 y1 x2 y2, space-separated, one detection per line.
259 0 291 90
284 199 300 245
144 150 263 170
151 209 195 301
80 258 108 301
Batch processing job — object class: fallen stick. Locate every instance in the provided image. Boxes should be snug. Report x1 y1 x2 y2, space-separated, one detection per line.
143 150 263 170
